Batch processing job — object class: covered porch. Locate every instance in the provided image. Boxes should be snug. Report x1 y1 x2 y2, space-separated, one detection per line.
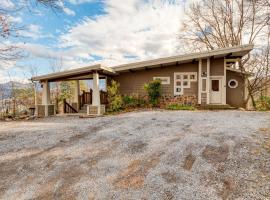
31 64 116 117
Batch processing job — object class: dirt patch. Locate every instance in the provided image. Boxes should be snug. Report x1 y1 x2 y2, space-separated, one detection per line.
113 152 163 189
34 165 85 200
202 145 229 164
127 140 148 154
219 178 236 200
161 171 178 183
183 154 196 171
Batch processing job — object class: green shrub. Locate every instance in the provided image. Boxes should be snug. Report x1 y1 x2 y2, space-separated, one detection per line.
166 104 195 110
256 96 270 111
122 95 147 108
107 80 123 112
122 95 137 108
144 79 161 106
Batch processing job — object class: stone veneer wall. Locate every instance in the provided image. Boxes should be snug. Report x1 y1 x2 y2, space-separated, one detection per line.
36 104 55 117
160 95 198 108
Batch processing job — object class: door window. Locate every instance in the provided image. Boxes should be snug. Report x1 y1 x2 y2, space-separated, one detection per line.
212 80 219 91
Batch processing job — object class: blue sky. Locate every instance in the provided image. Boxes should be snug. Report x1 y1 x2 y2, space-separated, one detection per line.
1 0 188 83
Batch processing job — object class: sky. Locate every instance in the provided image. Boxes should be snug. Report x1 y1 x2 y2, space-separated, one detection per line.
0 0 190 83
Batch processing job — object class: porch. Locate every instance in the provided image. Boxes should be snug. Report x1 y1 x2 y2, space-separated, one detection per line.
31 64 116 117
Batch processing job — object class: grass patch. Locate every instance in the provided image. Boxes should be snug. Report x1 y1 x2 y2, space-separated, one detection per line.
166 104 195 110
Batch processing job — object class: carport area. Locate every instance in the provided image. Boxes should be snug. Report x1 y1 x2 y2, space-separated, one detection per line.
0 110 269 199
31 64 116 116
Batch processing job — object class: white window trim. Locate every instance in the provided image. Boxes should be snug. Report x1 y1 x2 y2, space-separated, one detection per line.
174 72 197 96
153 77 170 85
228 79 238 88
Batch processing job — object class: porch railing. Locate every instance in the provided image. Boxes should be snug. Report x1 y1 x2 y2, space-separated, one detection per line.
79 89 108 110
63 99 78 114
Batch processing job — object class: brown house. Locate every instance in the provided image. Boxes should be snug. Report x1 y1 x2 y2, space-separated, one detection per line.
32 44 253 116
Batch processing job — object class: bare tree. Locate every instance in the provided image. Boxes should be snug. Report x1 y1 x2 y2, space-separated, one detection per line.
0 0 61 66
180 0 270 108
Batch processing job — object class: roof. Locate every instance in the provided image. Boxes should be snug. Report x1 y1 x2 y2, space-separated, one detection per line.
31 64 115 82
32 44 253 82
113 44 254 72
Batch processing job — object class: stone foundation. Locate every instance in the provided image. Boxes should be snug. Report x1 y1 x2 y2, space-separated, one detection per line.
160 95 198 108
36 104 55 117
87 105 105 115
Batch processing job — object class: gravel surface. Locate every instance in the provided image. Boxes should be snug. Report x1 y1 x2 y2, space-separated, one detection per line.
0 110 269 200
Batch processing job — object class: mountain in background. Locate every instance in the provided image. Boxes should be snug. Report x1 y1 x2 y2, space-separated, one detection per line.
0 81 31 100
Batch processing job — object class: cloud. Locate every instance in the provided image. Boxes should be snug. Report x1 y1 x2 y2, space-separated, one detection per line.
63 7 76 16
57 1 76 16
59 0 186 66
1 0 14 9
68 0 94 4
19 24 54 40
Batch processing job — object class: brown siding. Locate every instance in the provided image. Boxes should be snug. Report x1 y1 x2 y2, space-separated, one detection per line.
210 58 224 76
113 62 198 97
111 57 225 98
226 71 245 107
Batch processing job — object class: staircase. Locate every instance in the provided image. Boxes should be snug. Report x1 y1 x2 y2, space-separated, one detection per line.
79 104 87 114
63 90 108 114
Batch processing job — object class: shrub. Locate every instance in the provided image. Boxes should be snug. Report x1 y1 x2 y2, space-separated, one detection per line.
166 103 195 110
144 79 161 106
122 95 137 108
107 80 123 112
122 95 147 108
256 96 270 111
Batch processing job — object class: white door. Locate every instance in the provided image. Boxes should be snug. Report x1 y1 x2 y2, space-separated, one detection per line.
210 77 222 104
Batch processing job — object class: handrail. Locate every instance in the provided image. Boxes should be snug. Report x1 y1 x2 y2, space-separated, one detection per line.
63 99 78 113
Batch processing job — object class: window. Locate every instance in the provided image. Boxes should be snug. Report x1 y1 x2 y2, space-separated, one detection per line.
228 79 238 88
202 79 207 92
174 72 197 95
153 77 170 85
212 80 219 91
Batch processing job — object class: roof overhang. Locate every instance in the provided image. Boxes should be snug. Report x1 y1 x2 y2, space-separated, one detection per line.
31 64 116 82
31 44 254 82
112 44 254 72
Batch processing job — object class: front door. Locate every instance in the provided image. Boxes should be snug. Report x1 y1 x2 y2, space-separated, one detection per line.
210 77 222 104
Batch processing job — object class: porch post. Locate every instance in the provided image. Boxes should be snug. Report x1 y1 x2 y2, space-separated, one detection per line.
198 59 202 104
206 58 210 104
222 58 227 104
74 80 80 110
42 80 50 117
92 72 100 106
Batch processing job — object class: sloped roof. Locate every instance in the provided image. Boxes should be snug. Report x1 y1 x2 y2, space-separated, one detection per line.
31 44 254 81
31 64 115 82
112 44 254 72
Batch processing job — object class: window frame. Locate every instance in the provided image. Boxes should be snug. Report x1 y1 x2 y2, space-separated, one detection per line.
228 79 238 89
174 72 197 95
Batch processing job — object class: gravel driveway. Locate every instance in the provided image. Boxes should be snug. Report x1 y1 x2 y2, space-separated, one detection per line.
0 110 269 200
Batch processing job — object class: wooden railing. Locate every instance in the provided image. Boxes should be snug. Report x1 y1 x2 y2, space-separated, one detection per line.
79 89 108 110
63 99 78 114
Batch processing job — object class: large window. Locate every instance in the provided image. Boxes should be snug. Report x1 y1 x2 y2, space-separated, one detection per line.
174 72 197 95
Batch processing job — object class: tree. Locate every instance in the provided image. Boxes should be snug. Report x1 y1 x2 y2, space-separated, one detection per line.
180 0 270 108
0 0 61 65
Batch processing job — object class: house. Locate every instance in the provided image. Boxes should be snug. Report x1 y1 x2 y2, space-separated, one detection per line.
31 44 253 116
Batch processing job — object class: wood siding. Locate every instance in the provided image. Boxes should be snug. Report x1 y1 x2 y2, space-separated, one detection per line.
226 70 245 107
112 58 226 98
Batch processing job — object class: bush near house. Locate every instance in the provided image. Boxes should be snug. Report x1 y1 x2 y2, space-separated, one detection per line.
166 103 195 110
122 95 147 108
144 79 161 107
255 96 270 111
107 80 123 112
